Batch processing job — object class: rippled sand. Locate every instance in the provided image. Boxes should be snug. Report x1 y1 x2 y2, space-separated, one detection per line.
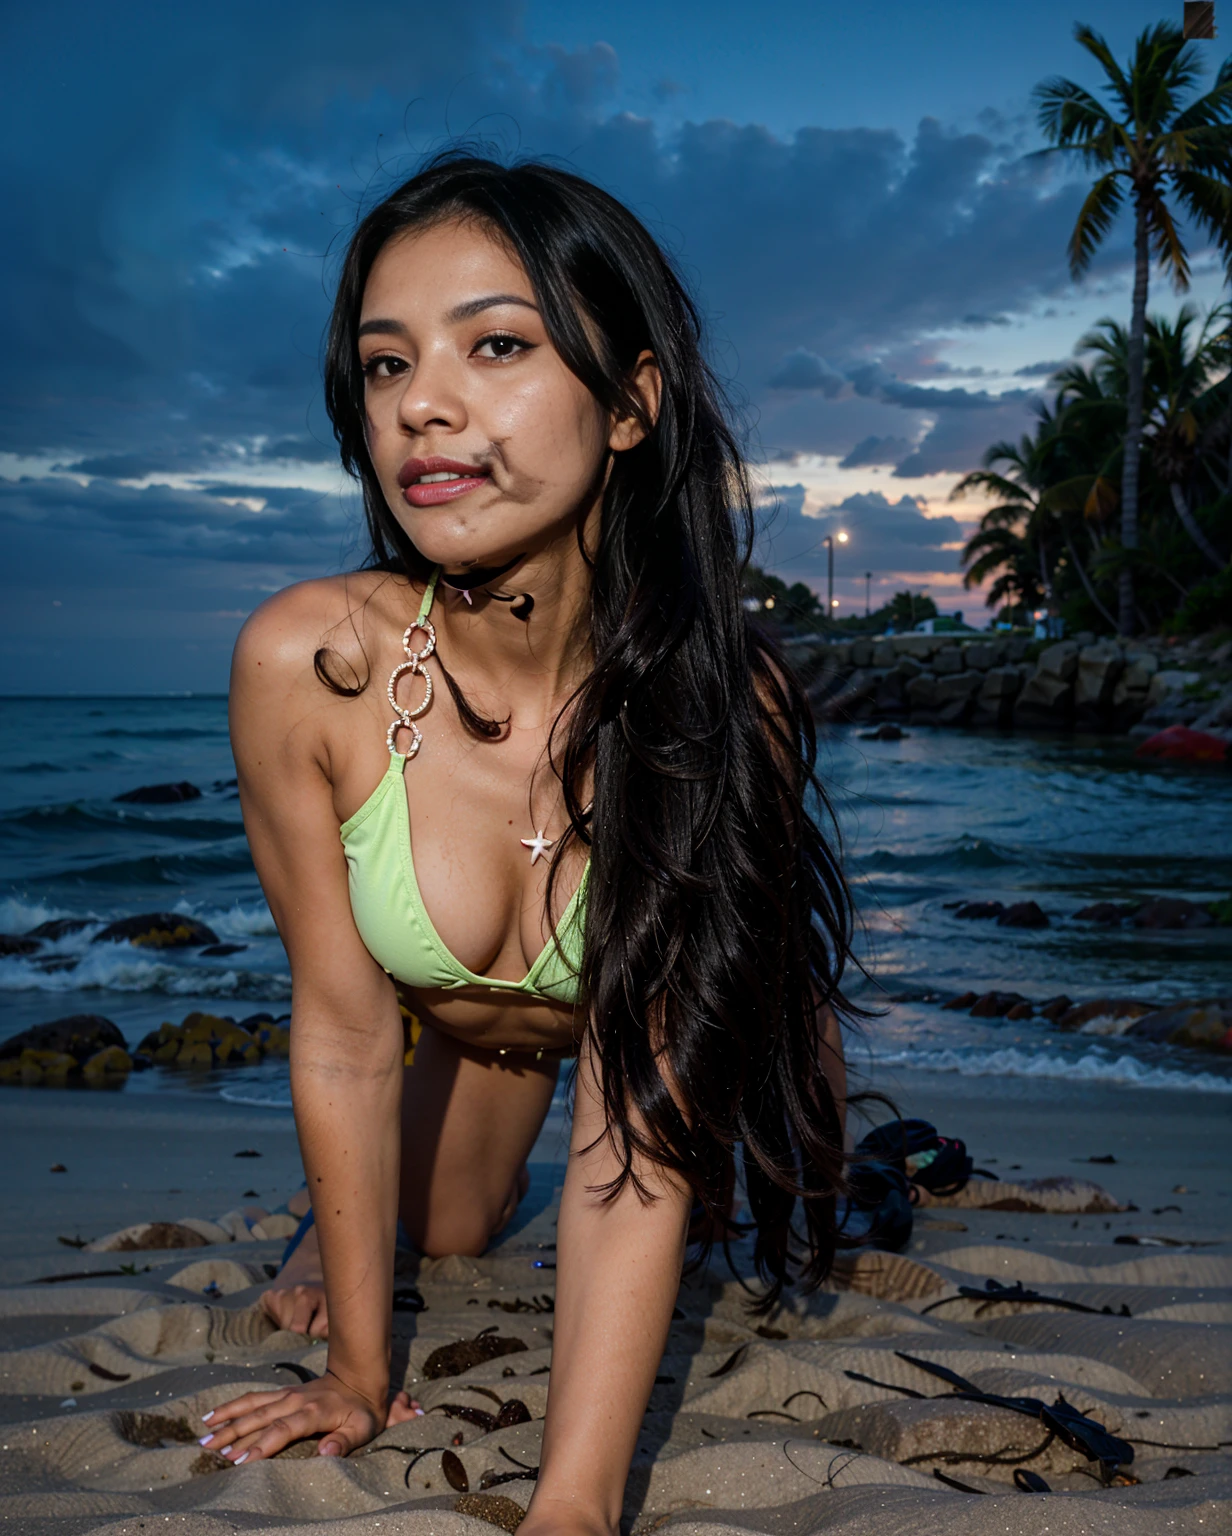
1 1131 1228 1536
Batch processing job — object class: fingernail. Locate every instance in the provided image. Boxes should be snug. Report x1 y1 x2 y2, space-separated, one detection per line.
413 1407 425 1417
235 1452 249 1465
199 1435 214 1446
319 1442 338 1456
201 1410 215 1422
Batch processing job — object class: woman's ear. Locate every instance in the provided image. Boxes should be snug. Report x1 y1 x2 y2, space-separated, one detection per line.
609 350 661 453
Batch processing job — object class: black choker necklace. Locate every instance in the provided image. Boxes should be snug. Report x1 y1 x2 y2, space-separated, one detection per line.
438 556 534 620
438 556 523 592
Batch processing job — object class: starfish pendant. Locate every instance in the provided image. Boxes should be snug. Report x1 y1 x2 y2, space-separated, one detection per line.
520 830 555 865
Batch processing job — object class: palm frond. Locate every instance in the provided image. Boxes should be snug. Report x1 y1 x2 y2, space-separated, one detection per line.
1073 23 1132 112
1033 75 1116 146
1067 172 1125 277
1142 191 1192 288
1171 76 1232 134
1170 171 1232 270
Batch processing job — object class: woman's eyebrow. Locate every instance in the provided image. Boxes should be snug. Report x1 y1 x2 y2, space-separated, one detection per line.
447 294 539 323
357 295 539 341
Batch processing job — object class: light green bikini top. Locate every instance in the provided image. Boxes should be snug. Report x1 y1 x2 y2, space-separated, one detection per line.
340 568 589 1006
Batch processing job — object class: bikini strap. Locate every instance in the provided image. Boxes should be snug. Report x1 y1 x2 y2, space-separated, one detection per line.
385 567 442 761
416 566 441 626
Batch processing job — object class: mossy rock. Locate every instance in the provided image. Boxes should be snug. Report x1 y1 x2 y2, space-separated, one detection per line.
0 1014 125 1063
83 1046 133 1078
93 913 219 948
177 1040 215 1068
20 1050 78 1084
254 1023 290 1058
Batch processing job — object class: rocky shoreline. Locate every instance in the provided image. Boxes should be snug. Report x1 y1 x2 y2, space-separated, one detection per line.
790 630 1232 738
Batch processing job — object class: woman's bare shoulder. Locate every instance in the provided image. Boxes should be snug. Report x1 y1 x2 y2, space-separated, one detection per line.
232 570 413 690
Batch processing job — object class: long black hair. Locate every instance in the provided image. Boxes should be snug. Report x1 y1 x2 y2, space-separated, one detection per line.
321 150 857 1306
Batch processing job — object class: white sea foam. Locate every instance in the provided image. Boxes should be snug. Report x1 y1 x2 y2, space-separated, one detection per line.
871 1044 1232 1094
0 948 291 1001
168 896 279 939
218 1084 293 1109
0 897 76 933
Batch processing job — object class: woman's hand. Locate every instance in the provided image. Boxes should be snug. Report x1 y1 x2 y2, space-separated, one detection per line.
198 1371 422 1463
260 1282 329 1339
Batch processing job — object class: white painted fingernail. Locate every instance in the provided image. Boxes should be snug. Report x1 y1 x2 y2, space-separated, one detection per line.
199 1435 214 1446
413 1407 425 1416
235 1451 249 1465
201 1410 215 1422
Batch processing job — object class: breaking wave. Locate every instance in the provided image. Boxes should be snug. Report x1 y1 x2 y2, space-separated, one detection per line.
870 1043 1232 1094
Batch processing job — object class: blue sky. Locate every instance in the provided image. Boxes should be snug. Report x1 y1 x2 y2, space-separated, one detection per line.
2 1 1228 691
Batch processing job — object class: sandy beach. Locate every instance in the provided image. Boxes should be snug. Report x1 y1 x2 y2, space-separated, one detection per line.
3 1066 1229 1536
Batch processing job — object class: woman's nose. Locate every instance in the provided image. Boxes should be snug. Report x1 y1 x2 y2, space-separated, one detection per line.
396 347 467 435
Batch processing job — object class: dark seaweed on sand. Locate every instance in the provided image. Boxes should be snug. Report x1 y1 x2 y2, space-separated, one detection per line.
422 1327 529 1380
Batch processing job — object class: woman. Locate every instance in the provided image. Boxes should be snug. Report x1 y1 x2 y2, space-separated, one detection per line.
200 153 855 1535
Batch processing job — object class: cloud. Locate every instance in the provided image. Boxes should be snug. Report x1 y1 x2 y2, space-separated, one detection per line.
0 4 1185 686
893 394 1045 476
755 488 967 583
768 349 847 394
0 474 354 569
838 435 915 469
1014 357 1069 377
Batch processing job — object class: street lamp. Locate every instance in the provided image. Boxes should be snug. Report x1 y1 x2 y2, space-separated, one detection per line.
864 571 872 617
824 530 848 616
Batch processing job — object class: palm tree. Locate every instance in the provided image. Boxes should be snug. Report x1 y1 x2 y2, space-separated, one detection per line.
954 408 1076 621
1032 21 1232 635
1146 302 1232 568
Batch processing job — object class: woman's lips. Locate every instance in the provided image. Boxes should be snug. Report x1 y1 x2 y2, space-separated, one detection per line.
402 475 489 507
398 456 491 508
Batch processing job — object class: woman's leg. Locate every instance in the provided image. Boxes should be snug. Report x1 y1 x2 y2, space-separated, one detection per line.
399 1027 560 1256
261 1029 560 1335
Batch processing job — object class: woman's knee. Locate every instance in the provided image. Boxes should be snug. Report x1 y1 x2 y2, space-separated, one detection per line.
403 1171 525 1258
408 1205 504 1259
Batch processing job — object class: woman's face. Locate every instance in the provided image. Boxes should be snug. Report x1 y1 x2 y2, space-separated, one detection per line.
357 217 615 574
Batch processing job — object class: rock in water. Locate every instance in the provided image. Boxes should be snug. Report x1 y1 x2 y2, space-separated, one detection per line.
969 991 1028 1018
1057 999 1154 1032
953 901 1005 920
82 1046 133 1080
26 917 93 941
0 1015 125 1062
1133 898 1214 930
996 901 1050 929
92 913 219 948
0 935 41 956
860 723 908 741
1072 902 1138 924
113 782 202 804
1129 1003 1232 1051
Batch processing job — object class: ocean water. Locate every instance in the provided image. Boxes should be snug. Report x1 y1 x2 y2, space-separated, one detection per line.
1 696 1230 1108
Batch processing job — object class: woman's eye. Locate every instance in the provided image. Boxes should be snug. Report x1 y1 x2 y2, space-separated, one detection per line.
474 333 530 361
362 354 407 380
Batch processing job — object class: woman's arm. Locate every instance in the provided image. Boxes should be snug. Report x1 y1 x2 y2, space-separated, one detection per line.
525 996 847 1535
198 588 405 1462
522 1038 692 1536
